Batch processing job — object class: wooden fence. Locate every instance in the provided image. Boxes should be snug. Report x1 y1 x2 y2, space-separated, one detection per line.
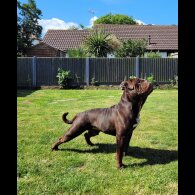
17 57 178 87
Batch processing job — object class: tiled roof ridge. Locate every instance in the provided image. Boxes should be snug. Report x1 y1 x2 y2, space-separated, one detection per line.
94 24 178 26
46 29 91 31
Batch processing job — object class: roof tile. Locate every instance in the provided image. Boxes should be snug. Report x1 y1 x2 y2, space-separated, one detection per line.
42 24 178 51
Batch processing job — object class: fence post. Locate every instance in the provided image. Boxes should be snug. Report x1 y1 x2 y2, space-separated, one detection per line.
85 58 89 86
135 56 139 78
32 56 37 87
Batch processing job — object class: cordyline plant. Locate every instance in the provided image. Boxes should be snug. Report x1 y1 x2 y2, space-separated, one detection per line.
83 29 121 57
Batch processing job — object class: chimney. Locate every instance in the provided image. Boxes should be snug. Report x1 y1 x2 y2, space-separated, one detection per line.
148 35 151 45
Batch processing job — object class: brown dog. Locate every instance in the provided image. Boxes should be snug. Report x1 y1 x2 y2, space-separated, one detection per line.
51 78 153 168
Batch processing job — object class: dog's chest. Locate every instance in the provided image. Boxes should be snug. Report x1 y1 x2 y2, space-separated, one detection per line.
133 114 140 128
132 103 142 128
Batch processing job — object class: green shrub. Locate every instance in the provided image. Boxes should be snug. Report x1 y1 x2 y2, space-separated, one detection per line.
67 48 87 57
56 68 73 89
91 77 99 86
169 75 178 86
115 39 147 57
146 74 157 85
169 75 178 89
146 51 162 58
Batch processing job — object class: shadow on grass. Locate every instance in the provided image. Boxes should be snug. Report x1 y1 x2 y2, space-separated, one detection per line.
17 89 38 97
127 146 178 167
58 143 178 166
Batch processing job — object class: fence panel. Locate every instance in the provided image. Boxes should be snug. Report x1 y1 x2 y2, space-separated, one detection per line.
139 58 178 83
60 58 86 84
89 58 136 84
36 57 86 86
17 57 33 87
17 57 178 87
36 58 53 86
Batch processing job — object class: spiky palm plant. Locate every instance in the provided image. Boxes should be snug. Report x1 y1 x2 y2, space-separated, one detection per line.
84 30 115 57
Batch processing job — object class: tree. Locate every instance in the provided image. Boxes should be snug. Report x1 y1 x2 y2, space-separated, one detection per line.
67 25 79 30
83 29 122 57
94 13 137 25
115 39 147 57
79 24 85 29
17 0 42 56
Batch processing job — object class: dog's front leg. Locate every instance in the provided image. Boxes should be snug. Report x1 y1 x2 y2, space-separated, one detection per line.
123 132 133 156
116 135 127 169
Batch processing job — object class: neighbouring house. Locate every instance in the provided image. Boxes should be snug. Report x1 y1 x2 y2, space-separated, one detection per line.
26 24 178 58
26 30 90 57
95 24 178 58
26 42 66 57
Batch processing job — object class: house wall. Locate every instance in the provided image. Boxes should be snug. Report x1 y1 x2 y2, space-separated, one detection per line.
26 43 66 57
170 52 178 58
158 52 167 58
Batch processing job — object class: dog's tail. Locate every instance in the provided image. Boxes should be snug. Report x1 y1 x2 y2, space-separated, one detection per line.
62 112 76 124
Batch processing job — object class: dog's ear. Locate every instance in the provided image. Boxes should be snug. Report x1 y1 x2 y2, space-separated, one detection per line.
120 81 128 90
123 76 127 81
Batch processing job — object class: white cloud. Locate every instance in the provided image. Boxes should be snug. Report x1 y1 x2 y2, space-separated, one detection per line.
88 16 98 27
135 19 146 25
38 17 146 38
38 17 99 37
38 18 79 36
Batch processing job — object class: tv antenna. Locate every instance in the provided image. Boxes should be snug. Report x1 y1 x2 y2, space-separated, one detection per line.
88 8 96 16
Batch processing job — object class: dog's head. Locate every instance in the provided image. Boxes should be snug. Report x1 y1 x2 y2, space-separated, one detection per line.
120 77 153 98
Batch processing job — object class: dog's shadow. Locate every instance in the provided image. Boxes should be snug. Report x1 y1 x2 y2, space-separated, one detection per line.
59 143 178 167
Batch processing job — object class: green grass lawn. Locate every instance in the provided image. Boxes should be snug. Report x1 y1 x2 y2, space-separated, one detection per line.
17 89 178 195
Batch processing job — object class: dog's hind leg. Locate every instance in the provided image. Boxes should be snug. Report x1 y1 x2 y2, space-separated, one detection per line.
51 124 85 151
84 129 100 146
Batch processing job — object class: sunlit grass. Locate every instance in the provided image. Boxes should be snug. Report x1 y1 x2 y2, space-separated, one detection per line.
17 89 178 195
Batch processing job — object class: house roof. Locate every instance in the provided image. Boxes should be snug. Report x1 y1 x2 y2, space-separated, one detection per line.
43 30 90 51
42 24 178 52
94 24 178 51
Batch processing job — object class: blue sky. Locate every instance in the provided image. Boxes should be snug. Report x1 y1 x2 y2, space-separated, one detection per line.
19 0 178 36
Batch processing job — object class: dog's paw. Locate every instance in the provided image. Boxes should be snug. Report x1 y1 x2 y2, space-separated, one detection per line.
84 133 95 146
123 151 130 156
87 142 95 146
117 163 126 169
51 145 58 151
